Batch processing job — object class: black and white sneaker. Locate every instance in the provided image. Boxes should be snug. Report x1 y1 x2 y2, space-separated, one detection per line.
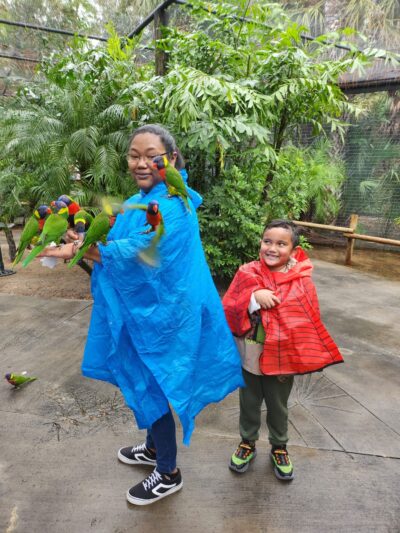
127 468 183 505
118 443 157 466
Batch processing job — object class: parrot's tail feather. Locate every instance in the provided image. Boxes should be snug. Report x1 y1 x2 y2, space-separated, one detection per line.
68 245 88 268
138 244 160 268
22 244 44 268
183 196 192 214
12 249 24 267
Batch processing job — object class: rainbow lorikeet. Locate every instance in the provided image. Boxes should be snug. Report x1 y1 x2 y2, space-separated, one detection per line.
22 201 69 268
124 200 165 267
56 194 81 227
13 205 52 266
5 372 37 387
73 209 94 240
68 203 117 268
151 156 191 213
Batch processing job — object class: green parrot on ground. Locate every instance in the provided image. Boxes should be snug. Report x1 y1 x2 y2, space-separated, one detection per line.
22 201 69 268
5 372 37 387
123 200 165 267
151 155 192 213
68 202 117 268
13 205 52 266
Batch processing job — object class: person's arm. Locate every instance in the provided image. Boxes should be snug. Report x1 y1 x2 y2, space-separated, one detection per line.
252 289 280 309
38 241 101 263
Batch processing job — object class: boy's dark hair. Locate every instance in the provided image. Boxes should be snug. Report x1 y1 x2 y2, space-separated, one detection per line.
262 219 300 248
128 124 185 170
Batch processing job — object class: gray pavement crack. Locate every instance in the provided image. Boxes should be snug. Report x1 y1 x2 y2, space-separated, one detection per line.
323 375 400 438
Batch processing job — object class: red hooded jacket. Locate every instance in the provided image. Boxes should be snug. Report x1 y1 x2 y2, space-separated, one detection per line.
222 249 344 375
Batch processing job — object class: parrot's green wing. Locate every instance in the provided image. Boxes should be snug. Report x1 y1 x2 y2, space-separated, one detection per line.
22 214 68 268
13 216 39 266
68 211 110 267
10 374 37 386
121 203 147 213
138 220 165 267
165 166 191 213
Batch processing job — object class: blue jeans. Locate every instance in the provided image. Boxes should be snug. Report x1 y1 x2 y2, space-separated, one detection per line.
145 408 177 474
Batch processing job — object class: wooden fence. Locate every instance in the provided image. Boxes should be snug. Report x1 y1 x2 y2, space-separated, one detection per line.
293 214 400 265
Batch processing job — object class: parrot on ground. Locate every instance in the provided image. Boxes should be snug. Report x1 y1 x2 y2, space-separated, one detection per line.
123 200 165 267
56 194 81 227
151 155 192 213
68 201 118 268
13 205 52 266
5 372 37 387
73 209 94 241
22 201 69 268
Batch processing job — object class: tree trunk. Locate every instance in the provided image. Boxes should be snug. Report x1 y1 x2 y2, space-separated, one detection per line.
154 8 169 76
4 226 17 261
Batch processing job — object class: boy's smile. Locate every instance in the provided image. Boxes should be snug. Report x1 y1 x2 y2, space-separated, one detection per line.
260 227 295 272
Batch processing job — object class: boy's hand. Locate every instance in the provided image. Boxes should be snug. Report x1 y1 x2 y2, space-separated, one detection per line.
253 289 280 309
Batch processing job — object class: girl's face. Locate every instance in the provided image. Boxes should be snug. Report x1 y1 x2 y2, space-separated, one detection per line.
127 132 177 192
260 227 295 271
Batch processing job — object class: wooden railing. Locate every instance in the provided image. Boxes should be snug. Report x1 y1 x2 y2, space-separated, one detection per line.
293 214 400 265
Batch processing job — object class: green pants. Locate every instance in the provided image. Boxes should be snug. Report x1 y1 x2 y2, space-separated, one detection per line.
239 368 294 446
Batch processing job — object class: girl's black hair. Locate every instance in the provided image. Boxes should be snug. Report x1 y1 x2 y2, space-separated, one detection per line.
262 219 300 248
128 124 185 170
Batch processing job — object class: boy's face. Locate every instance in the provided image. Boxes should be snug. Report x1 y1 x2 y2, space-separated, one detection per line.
260 227 295 271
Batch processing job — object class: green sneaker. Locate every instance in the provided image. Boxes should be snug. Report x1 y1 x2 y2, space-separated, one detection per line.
229 441 257 473
270 447 294 480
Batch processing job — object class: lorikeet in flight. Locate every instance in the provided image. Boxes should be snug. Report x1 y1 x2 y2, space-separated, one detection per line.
13 205 51 266
5 372 37 387
124 200 165 267
151 155 191 213
22 201 69 268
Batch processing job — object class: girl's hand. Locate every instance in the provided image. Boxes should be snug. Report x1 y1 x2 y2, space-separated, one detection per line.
37 242 77 260
63 229 80 243
253 289 281 309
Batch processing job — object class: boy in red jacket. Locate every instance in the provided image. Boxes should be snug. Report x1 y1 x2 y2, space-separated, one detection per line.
223 219 343 480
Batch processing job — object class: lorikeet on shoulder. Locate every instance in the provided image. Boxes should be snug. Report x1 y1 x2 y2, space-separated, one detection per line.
152 156 191 213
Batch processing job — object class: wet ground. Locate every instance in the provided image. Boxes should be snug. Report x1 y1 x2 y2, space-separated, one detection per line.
1 259 400 532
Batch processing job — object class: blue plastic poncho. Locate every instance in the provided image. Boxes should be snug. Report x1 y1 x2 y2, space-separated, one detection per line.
82 176 243 444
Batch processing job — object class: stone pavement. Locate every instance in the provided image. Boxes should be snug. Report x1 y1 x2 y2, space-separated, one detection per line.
1 260 399 533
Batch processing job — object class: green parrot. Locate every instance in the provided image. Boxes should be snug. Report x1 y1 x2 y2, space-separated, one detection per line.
22 201 69 268
13 205 52 266
123 200 165 267
73 209 94 240
5 372 37 387
68 203 117 268
151 155 192 213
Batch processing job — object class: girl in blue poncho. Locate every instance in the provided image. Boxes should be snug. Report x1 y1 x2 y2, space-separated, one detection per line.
39 124 243 506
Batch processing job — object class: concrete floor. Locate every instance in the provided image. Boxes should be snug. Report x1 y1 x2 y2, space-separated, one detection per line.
1 260 400 533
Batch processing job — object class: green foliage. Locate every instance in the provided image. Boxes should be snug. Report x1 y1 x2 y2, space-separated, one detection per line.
1 0 393 276
198 166 263 278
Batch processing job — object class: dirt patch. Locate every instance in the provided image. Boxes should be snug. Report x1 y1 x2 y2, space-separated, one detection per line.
0 229 92 300
1 228 400 301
